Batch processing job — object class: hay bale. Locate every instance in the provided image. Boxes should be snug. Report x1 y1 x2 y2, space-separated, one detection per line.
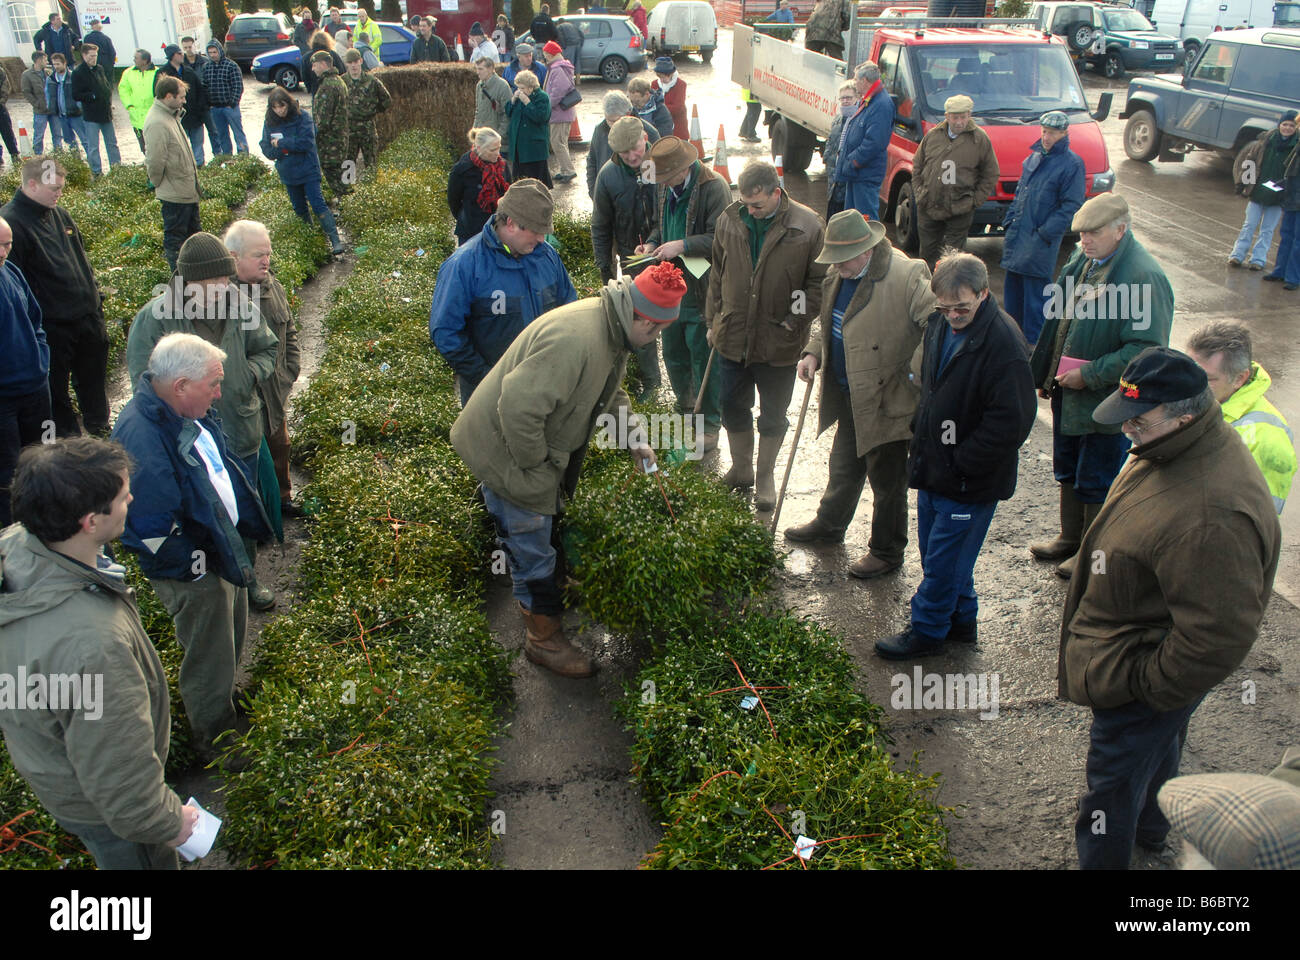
373 63 479 154
2 58 24 101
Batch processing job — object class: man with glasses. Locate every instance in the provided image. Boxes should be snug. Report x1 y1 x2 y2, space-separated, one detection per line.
1028 193 1172 579
1059 346 1280 869
874 252 1035 658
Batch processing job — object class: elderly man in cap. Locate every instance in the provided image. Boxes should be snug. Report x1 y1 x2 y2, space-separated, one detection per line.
1000 111 1086 345
1059 346 1280 869
1186 321 1295 514
835 61 894 221
310 50 351 197
451 262 688 677
875 252 1036 657
505 42 547 89
707 161 826 509
787 209 933 578
1029 192 1173 579
587 91 659 198
431 179 578 405
112 333 274 766
126 232 280 610
636 136 732 445
911 94 999 269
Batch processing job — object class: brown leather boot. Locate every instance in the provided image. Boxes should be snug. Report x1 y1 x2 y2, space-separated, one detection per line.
520 603 596 678
754 434 781 511
1056 501 1104 580
1030 485 1084 561
722 428 755 490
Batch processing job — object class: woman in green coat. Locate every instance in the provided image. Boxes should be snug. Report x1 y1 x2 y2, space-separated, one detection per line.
506 69 551 187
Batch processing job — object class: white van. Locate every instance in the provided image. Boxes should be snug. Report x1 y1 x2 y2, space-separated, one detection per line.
1149 0 1298 59
646 1 718 63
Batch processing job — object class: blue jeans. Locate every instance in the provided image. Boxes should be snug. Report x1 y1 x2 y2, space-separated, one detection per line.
54 817 179 870
1051 389 1131 503
1230 200 1282 266
1267 208 1300 283
1002 271 1052 345
1076 696 1202 869
209 105 248 155
843 179 880 221
716 353 797 437
187 123 206 167
482 485 559 613
80 119 121 175
48 115 77 152
31 113 49 153
909 490 997 641
285 178 330 220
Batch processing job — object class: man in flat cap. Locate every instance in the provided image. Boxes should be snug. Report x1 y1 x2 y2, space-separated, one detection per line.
1001 111 1086 345
787 209 933 580
911 94 1000 269
451 263 688 677
1059 346 1280 869
1029 192 1173 579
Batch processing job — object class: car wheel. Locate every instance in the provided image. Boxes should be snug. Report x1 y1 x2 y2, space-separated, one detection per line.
1123 108 1161 162
272 64 300 90
701 48 713 64
600 55 628 84
1067 22 1094 53
1104 51 1124 80
895 180 919 254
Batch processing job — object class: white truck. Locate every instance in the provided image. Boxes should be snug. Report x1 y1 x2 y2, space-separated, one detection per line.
77 0 211 65
1149 0 1300 61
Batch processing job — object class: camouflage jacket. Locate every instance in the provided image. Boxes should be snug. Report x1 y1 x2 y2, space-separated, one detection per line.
313 70 350 157
345 71 391 127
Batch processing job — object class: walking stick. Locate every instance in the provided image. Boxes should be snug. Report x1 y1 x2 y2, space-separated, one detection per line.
693 346 717 415
769 374 814 536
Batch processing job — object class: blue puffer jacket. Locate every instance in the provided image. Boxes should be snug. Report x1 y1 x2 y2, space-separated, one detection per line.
111 373 271 588
834 87 894 186
429 215 577 394
260 109 322 187
1000 135 1086 279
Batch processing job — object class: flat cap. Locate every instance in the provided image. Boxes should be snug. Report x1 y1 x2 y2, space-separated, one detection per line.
608 115 647 153
496 178 554 236
1071 192 1129 232
944 94 974 114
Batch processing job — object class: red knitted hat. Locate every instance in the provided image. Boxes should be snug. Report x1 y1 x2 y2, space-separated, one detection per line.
629 261 687 323
542 40 563 56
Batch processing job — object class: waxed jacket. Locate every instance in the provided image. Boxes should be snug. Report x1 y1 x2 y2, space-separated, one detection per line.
587 117 659 197
909 293 1036 503
112 372 272 587
430 215 577 394
21 66 50 114
242 273 300 437
1030 229 1173 436
645 161 731 308
1001 134 1086 279
0 526 184 845
805 242 933 456
706 192 827 366
913 119 1000 221
1058 406 1280 711
260 108 323 187
835 86 893 185
450 281 640 515
1221 362 1296 514
592 156 657 282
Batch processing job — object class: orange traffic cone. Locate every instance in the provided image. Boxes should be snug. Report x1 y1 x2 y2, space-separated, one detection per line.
455 34 464 61
712 124 732 185
775 154 785 188
568 117 586 145
689 104 704 160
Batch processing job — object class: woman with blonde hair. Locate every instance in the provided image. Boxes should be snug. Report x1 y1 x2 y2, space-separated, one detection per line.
506 69 552 187
447 127 513 244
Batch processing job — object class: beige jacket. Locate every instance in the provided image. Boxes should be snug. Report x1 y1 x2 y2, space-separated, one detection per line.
142 98 200 204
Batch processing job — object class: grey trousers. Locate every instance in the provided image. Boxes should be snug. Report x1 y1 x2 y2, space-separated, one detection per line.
55 817 179 870
150 575 248 748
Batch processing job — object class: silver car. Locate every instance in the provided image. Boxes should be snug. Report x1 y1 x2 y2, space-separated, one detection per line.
520 15 648 83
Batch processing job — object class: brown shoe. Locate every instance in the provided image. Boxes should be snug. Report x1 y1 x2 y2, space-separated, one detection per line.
849 554 901 579
784 516 844 543
1055 552 1078 580
520 603 596 678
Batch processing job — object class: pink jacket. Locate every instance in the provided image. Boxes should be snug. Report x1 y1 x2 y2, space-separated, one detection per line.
544 57 577 123
632 7 649 38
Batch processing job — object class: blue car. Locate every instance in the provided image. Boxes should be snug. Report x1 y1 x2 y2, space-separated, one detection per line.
252 21 415 90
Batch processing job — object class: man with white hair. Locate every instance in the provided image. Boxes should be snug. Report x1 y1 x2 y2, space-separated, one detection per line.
911 94 1000 269
111 333 272 767
224 220 301 517
586 90 659 198
834 61 894 221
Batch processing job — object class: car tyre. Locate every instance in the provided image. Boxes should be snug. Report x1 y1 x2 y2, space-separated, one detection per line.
1104 51 1124 80
272 64 300 90
600 55 628 84
895 180 919 254
1067 22 1094 53
701 48 713 64
1123 108 1161 162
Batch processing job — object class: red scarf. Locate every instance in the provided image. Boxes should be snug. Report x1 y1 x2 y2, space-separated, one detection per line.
471 151 508 214
858 79 883 112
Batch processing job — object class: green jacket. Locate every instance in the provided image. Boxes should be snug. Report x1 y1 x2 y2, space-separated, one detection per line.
345 70 392 128
142 98 200 204
506 88 551 165
450 280 642 515
312 70 350 163
1222 362 1296 514
126 287 280 460
1030 229 1173 435
645 161 732 308
473 72 512 148
118 65 158 130
0 525 184 844
242 273 300 437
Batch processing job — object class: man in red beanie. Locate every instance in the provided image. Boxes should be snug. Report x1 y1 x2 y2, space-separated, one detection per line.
452 262 686 677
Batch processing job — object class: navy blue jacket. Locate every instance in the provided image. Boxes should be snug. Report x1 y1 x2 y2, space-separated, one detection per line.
503 58 547 89
1000 135 1086 279
84 28 116 72
111 373 271 587
260 109 322 187
0 262 49 398
429 215 577 393
908 293 1037 503
33 23 78 60
835 87 894 186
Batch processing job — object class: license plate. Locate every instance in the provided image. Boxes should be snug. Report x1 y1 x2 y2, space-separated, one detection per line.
1155 53 1174 59
683 44 699 52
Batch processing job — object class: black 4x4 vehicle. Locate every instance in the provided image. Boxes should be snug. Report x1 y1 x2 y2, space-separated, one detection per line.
1120 28 1300 175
